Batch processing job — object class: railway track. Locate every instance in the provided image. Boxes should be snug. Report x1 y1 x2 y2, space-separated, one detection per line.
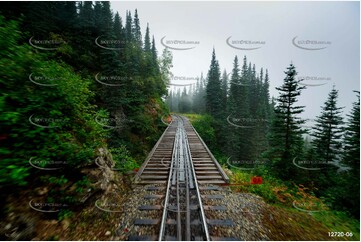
130 115 236 241
135 115 229 185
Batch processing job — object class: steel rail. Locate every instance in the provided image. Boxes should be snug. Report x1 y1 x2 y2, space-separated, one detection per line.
184 125 191 241
158 116 179 241
159 115 210 241
181 116 211 241
176 125 182 240
132 115 235 241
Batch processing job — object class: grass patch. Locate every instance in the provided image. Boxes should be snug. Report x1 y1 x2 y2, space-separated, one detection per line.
312 211 360 241
229 168 360 241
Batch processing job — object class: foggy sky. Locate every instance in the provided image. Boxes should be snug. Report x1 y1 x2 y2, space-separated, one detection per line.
111 1 360 121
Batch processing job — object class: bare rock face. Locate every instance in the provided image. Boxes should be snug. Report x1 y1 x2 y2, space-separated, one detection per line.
95 147 116 192
96 147 115 170
80 147 130 209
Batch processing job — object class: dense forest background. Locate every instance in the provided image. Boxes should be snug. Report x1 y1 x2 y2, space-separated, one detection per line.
167 50 360 219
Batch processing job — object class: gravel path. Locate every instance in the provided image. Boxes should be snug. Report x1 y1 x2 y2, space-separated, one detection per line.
202 186 269 241
112 184 164 241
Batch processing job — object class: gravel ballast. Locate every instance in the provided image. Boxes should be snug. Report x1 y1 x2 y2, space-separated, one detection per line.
113 183 270 241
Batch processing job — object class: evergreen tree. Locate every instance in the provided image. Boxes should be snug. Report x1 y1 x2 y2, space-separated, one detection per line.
101 2 113 33
151 36 157 64
238 56 250 118
133 9 142 47
339 91 360 218
235 56 252 160
220 70 228 113
144 23 151 53
312 87 344 163
113 12 125 45
93 2 103 35
79 1 94 28
228 56 240 115
77 1 97 69
263 69 271 116
113 11 125 74
125 10 133 43
266 63 306 179
25 1 60 35
226 56 241 157
249 63 259 117
260 69 271 152
343 91 360 171
216 70 229 151
61 1 78 32
205 49 222 118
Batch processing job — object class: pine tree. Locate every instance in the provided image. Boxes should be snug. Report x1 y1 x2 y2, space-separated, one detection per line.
226 56 241 157
77 1 97 69
263 69 271 117
144 23 151 53
151 36 157 63
95 2 124 118
93 2 103 34
78 2 94 30
112 11 125 74
312 87 344 163
220 70 228 113
101 2 113 33
205 49 222 119
214 70 229 151
234 56 252 160
259 69 271 154
113 12 125 44
228 56 240 115
339 91 360 218
25 2 60 35
343 91 360 171
267 63 306 179
125 10 133 43
249 63 259 117
61 1 78 32
238 56 250 118
133 9 142 47
249 65 269 159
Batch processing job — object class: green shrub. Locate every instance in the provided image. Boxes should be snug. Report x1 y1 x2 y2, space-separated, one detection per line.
110 146 138 173
0 16 107 187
